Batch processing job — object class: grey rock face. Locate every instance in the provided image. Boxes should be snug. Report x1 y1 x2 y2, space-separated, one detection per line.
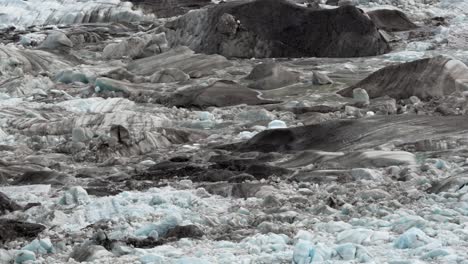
164 0 390 58
338 56 468 100
367 9 418 32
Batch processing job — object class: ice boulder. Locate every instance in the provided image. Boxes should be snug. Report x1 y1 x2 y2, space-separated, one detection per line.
293 240 316 264
335 243 372 262
22 238 54 254
175 257 210 264
140 254 164 264
336 228 374 245
59 186 90 206
268 120 287 129
14 250 36 264
135 213 182 237
394 227 434 249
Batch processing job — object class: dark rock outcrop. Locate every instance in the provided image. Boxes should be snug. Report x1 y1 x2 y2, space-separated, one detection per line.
338 56 468 100
166 80 281 108
230 115 468 153
165 0 390 58
13 170 72 186
0 219 45 243
367 9 418 32
0 192 22 215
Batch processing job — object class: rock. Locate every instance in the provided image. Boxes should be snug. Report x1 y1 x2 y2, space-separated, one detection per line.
150 68 190 83
70 243 113 262
352 88 370 106
0 219 45 243
394 227 434 249
13 171 72 186
245 63 300 90
168 80 281 108
39 31 73 49
233 115 468 153
14 250 36 264
128 46 232 77
369 97 397 115
367 9 418 32
0 191 22 215
165 0 390 58
312 71 333 85
338 56 468 100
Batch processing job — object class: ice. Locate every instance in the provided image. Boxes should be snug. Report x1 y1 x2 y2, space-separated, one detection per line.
59 186 91 206
353 88 370 105
0 250 13 264
0 185 51 199
420 248 451 260
394 227 434 249
0 0 152 29
54 70 90 84
292 240 315 264
384 51 425 62
140 254 164 264
56 97 135 114
406 42 434 51
135 213 182 237
336 228 374 245
238 131 257 140
197 111 215 121
335 243 372 262
268 120 287 129
351 168 384 181
175 257 210 264
236 109 275 122
22 238 54 255
14 250 36 264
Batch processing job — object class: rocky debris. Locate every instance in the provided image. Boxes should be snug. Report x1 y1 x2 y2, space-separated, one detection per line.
0 219 45 243
338 56 468 100
245 63 300 90
367 9 418 32
164 0 390 58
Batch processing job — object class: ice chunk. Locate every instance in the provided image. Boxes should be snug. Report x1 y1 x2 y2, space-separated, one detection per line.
268 120 287 129
140 254 164 264
135 213 182 237
22 238 54 254
351 168 383 181
336 228 374 245
292 240 315 264
335 243 372 262
175 257 210 264
421 248 451 260
238 131 257 140
353 88 370 105
59 186 90 206
0 249 13 264
394 227 433 249
197 111 215 121
0 185 51 198
14 250 36 264
54 70 89 84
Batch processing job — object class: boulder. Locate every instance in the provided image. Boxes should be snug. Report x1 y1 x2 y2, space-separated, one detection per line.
0 192 21 215
367 9 418 32
164 0 390 58
167 80 281 108
245 63 300 90
338 56 468 100
0 219 45 243
39 31 73 49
